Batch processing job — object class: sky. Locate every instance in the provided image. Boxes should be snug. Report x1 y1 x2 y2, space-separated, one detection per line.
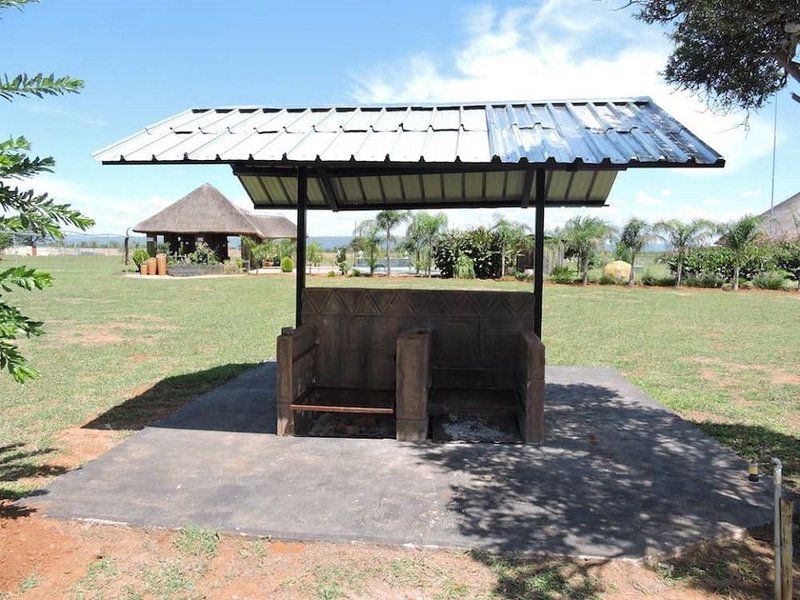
2 0 798 238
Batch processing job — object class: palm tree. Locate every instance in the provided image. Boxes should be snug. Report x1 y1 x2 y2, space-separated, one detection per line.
720 215 763 290
491 216 531 278
654 219 715 287
415 212 448 277
619 217 652 286
353 220 381 275
559 216 614 285
375 210 410 276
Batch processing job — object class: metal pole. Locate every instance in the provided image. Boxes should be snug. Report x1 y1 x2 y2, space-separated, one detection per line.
769 96 778 238
772 457 782 600
295 167 308 327
533 169 546 338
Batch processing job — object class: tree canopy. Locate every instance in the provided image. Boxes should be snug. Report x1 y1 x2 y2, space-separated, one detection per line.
632 0 800 110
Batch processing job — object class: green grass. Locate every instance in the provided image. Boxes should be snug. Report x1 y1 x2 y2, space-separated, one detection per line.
173 526 220 558
1 255 799 502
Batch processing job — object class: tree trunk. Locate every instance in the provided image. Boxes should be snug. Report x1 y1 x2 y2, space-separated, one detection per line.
676 261 683 288
385 227 391 277
628 253 636 286
415 248 420 274
582 259 589 286
733 264 740 290
500 245 506 279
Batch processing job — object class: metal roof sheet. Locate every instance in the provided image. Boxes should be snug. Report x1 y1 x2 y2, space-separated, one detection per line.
93 98 724 168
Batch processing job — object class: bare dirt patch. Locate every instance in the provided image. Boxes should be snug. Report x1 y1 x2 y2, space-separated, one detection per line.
46 320 178 347
688 356 800 387
0 510 793 599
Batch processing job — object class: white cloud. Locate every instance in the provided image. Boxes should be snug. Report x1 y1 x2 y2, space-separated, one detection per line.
634 192 664 206
20 175 173 235
353 0 774 173
347 0 783 232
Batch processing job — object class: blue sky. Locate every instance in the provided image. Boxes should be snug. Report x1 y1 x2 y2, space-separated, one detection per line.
2 0 798 236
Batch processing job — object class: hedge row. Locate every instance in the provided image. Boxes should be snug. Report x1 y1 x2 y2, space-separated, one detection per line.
660 242 800 289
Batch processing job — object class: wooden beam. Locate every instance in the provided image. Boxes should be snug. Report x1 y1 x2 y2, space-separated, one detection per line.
295 167 307 327
520 166 535 208
533 168 546 339
318 169 340 212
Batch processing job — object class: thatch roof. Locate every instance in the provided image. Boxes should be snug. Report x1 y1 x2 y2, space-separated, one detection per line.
757 191 800 241
133 183 296 239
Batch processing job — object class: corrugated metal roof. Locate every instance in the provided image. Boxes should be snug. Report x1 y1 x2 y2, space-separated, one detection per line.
93 98 723 209
93 98 723 167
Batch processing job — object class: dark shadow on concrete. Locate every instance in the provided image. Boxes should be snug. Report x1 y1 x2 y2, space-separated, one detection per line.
83 362 264 433
0 443 67 503
413 373 775 558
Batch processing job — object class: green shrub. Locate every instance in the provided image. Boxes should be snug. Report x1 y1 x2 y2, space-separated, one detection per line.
598 273 620 285
455 255 475 279
433 227 502 279
661 244 779 284
187 242 219 265
514 271 531 282
549 265 574 284
641 271 675 286
337 260 349 275
280 256 293 272
685 273 725 288
753 270 787 290
131 249 150 267
327 270 337 277
155 241 171 255
348 268 362 277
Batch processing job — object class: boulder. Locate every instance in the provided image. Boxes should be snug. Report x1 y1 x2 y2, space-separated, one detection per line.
603 260 631 281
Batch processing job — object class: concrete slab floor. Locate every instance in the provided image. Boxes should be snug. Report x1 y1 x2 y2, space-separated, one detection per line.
22 363 774 559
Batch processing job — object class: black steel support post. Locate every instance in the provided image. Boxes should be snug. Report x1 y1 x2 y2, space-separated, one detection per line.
295 167 308 327
533 169 546 339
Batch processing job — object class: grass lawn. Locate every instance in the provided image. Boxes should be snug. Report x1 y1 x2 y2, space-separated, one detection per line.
2 255 799 500
1 255 798 599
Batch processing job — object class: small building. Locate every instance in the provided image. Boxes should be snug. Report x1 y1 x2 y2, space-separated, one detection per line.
757 191 800 241
133 183 296 260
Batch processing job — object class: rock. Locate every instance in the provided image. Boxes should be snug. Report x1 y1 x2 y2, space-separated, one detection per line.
603 260 631 281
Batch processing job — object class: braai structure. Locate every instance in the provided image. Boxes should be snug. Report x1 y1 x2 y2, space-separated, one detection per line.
94 98 724 443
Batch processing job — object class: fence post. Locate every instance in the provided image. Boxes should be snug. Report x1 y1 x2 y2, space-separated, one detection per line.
780 497 794 600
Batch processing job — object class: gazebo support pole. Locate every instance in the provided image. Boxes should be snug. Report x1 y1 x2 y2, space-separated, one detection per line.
533 168 546 338
295 167 308 327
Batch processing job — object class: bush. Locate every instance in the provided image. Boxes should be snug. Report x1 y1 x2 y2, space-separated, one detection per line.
514 271 531 282
131 249 150 267
598 273 620 285
685 273 725 288
280 256 294 273
187 242 219 265
327 270 337 277
348 268 362 277
337 261 349 275
753 270 787 290
641 271 675 286
455 255 475 279
433 228 502 279
549 265 574 284
661 244 780 284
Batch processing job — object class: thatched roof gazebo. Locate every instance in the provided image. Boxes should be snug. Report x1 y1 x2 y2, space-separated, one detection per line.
134 183 296 260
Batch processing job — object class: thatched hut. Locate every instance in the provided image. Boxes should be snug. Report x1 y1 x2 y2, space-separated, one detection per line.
758 191 800 241
134 183 296 261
